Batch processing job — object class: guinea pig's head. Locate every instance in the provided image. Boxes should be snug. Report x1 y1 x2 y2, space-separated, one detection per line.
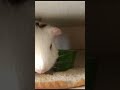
35 21 62 74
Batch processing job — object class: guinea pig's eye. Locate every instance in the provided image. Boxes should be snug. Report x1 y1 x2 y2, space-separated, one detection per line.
39 23 47 28
50 44 52 50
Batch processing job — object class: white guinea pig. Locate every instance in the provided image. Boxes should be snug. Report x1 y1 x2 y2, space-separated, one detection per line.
35 20 62 74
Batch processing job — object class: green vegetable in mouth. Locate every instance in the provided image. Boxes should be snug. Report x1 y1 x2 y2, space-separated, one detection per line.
52 50 77 72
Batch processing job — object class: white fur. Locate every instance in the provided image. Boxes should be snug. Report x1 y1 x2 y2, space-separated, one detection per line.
35 23 59 74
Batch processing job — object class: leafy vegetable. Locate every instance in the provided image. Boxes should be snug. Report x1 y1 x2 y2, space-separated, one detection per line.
52 50 77 72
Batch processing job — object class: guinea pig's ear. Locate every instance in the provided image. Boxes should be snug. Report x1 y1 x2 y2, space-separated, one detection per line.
51 27 62 37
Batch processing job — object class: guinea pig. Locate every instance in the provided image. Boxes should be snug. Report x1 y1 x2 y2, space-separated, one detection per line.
35 20 62 74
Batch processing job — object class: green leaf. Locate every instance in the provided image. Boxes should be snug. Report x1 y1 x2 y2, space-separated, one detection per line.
52 50 77 72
